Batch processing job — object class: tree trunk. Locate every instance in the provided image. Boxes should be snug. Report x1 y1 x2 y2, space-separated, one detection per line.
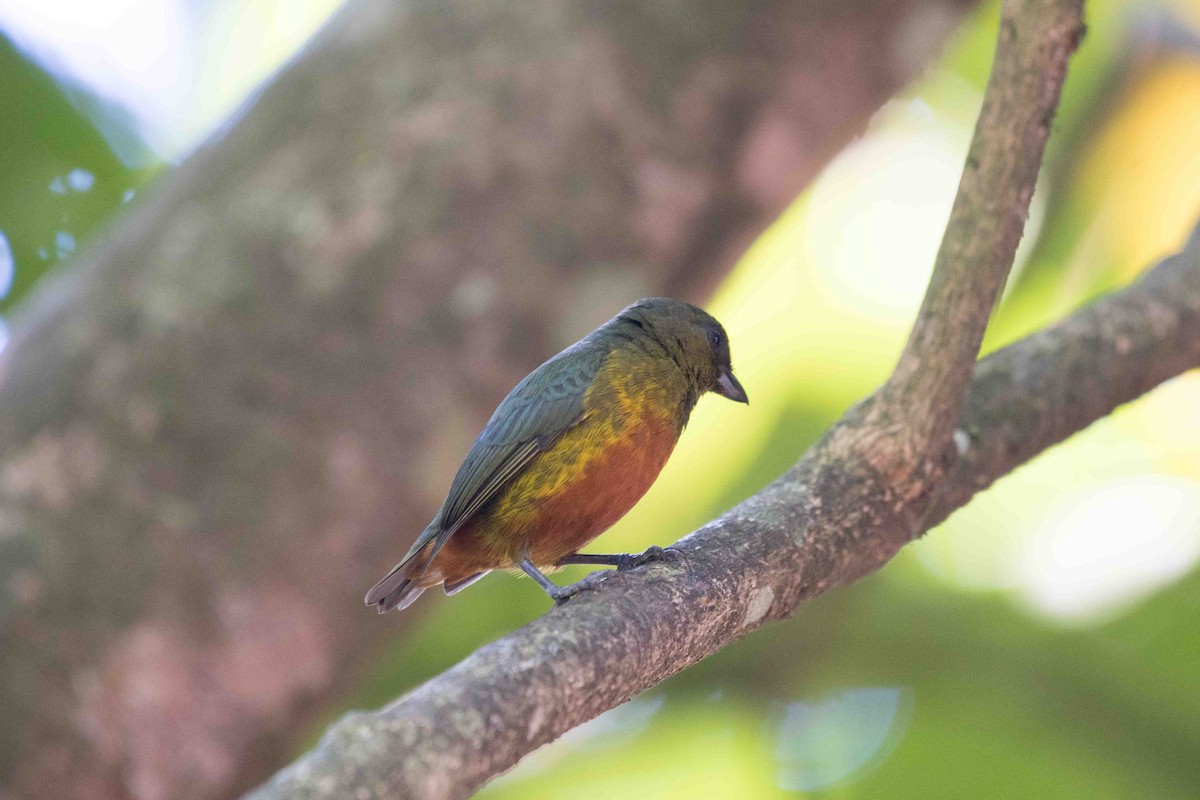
0 0 972 798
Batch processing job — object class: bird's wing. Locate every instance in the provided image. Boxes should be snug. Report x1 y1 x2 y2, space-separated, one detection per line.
416 342 606 565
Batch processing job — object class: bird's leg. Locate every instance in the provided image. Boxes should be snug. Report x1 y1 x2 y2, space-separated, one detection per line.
519 558 610 605
518 558 565 597
556 545 678 571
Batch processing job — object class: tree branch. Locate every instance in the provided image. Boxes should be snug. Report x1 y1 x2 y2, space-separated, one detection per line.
241 3 1200 800
872 0 1085 462
248 226 1200 800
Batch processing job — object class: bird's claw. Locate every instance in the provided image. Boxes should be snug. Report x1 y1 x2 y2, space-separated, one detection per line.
550 586 576 605
551 570 611 605
615 544 681 571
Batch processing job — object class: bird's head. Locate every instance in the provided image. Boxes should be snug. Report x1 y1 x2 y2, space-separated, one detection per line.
615 297 748 405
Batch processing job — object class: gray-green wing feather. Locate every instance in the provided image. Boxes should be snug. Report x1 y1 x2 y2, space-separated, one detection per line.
410 342 606 564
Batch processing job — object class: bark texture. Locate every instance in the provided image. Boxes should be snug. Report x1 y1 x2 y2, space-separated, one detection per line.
0 0 974 798
876 0 1084 459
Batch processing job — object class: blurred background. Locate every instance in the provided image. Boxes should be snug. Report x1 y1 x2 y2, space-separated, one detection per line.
2 0 1200 797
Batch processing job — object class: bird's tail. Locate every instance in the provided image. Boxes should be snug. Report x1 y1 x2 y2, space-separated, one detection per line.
364 557 426 613
365 527 438 612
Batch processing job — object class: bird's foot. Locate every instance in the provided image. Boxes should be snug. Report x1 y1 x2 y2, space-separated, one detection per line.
615 544 682 571
550 570 611 605
547 546 685 605
619 544 686 568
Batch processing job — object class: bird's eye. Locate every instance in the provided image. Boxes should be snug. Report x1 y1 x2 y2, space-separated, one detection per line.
708 329 722 348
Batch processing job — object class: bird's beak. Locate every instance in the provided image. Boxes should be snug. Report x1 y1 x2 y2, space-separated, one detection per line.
714 368 748 404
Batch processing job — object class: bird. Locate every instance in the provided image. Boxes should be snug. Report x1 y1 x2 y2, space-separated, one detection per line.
365 297 748 613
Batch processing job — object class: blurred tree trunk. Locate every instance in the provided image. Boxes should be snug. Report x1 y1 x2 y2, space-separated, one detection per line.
0 0 973 798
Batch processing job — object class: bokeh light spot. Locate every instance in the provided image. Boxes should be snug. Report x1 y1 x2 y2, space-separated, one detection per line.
773 687 913 791
54 230 75 258
0 230 14 299
67 168 95 192
1019 476 1200 623
802 93 1043 326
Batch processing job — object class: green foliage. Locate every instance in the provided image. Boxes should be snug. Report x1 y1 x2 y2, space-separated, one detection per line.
0 33 154 313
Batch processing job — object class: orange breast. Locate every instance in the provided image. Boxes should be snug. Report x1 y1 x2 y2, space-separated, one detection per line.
428 408 680 583
426 345 688 586
519 411 678 564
